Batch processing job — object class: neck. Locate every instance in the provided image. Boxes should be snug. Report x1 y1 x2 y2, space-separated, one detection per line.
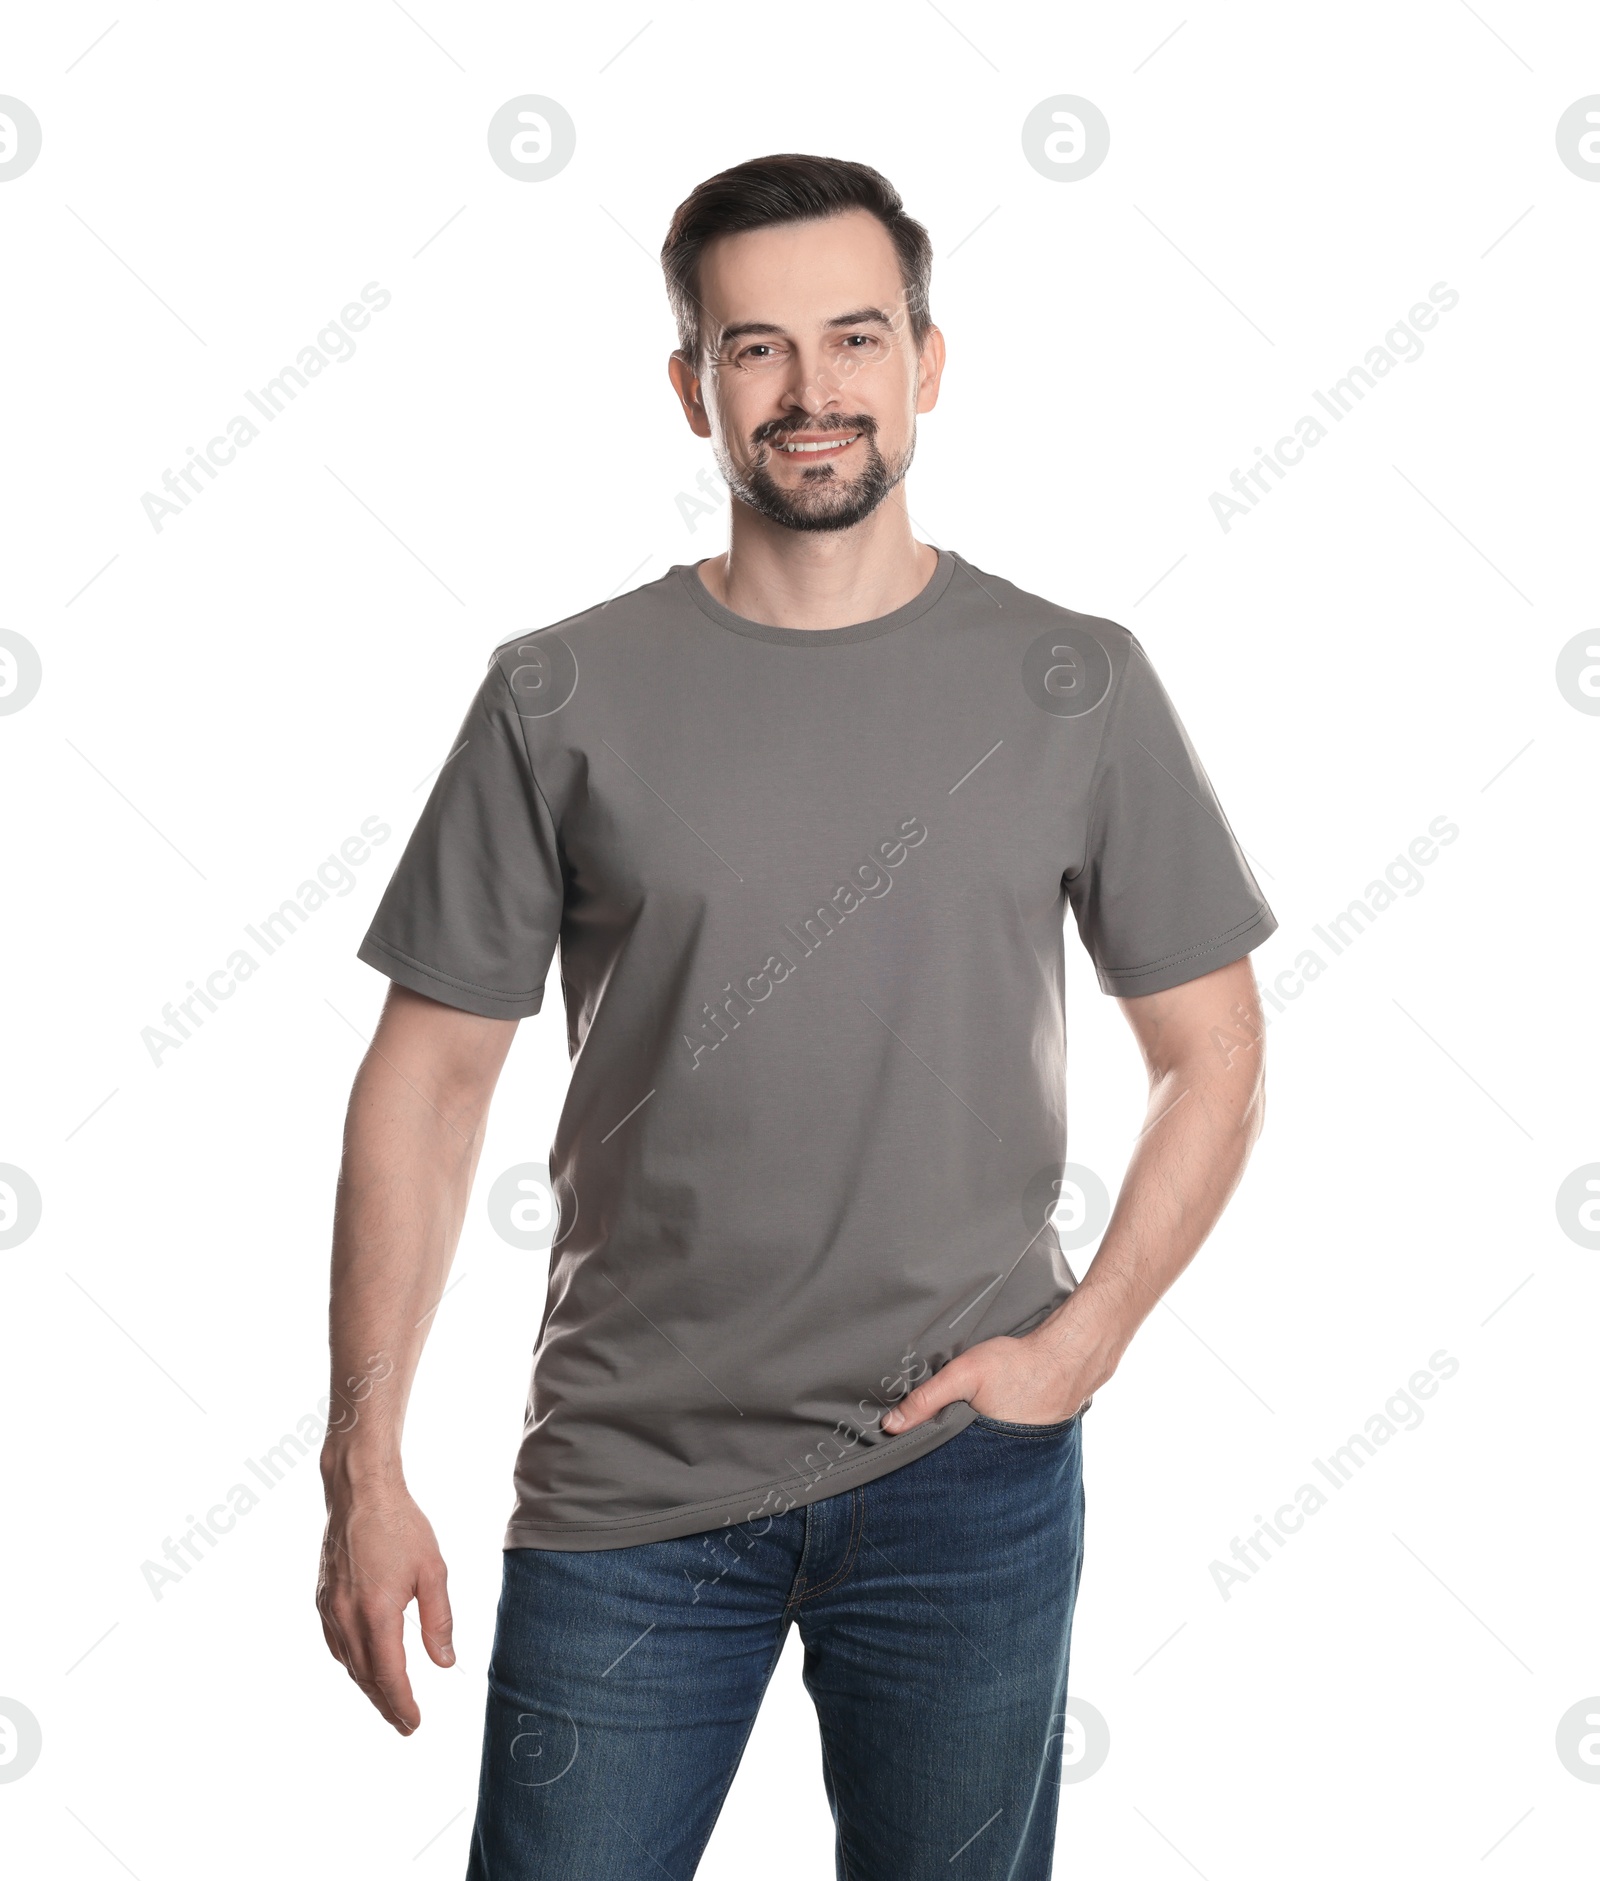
697 493 938 630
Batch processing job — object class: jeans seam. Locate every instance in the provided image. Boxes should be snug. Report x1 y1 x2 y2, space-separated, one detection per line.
815 1715 859 1881
788 1487 865 1606
783 1500 816 1614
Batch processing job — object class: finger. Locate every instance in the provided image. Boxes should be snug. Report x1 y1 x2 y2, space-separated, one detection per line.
354 1667 418 1735
349 1602 421 1734
882 1369 968 1434
319 1606 351 1671
415 1559 455 1668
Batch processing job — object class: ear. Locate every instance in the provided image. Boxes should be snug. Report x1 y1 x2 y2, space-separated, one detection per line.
914 324 946 416
667 350 713 439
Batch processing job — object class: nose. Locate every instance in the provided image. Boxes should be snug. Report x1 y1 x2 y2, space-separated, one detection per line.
778 339 849 420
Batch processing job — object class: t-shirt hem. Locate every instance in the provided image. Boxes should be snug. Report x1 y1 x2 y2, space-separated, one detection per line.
356 935 546 1019
500 1400 980 1552
1096 903 1278 997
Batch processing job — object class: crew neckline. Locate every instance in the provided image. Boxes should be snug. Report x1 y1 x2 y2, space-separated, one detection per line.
673 548 958 646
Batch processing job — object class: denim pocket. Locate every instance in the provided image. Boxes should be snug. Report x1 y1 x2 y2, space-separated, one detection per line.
968 1408 1081 1436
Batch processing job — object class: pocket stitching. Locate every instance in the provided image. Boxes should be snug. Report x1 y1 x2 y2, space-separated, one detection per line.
969 1409 1080 1437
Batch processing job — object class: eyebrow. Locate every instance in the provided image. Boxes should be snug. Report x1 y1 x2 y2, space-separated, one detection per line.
715 307 896 349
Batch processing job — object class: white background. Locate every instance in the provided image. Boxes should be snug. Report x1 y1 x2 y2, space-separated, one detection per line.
3 3 1597 1875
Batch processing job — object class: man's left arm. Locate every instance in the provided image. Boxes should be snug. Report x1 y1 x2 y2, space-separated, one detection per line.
883 954 1267 1432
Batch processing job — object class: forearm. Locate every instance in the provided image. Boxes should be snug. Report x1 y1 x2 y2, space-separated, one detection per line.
320 1045 493 1492
1034 1026 1266 1389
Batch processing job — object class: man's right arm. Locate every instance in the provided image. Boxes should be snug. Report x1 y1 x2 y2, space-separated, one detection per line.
316 983 519 1735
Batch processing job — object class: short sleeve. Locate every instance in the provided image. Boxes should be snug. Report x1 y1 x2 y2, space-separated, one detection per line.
357 657 563 1019
1067 635 1276 997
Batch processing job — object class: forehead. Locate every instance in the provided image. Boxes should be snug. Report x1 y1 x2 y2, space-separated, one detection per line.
697 209 906 333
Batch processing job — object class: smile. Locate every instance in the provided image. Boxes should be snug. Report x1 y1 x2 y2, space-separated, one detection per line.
775 433 860 455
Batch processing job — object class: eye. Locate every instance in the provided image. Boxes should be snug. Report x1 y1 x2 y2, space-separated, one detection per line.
841 333 877 348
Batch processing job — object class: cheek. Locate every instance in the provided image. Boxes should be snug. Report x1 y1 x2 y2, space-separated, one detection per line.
841 350 899 405
860 363 921 432
710 384 775 450
864 402 915 456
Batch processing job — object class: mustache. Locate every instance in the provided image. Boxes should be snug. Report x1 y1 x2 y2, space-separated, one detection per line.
753 414 877 448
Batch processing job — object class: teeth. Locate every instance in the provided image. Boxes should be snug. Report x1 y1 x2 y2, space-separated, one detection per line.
778 435 857 453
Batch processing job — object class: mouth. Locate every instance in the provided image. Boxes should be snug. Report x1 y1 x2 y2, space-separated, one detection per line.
772 431 861 457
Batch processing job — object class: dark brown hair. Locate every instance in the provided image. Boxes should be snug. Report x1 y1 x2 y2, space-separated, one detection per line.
660 153 933 367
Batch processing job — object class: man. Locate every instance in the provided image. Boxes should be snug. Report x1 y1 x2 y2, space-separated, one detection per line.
317 153 1275 1879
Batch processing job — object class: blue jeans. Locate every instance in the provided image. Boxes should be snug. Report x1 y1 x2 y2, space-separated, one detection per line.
465 1410 1086 1879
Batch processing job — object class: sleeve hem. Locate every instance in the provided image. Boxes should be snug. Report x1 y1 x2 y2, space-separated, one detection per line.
1095 904 1278 998
356 935 546 1019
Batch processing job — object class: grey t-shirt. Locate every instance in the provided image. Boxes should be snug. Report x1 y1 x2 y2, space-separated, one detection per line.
358 550 1276 1550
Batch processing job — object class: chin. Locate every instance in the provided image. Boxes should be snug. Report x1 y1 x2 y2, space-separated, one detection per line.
740 460 906 535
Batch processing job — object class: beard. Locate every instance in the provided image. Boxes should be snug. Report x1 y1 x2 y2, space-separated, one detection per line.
716 415 915 534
